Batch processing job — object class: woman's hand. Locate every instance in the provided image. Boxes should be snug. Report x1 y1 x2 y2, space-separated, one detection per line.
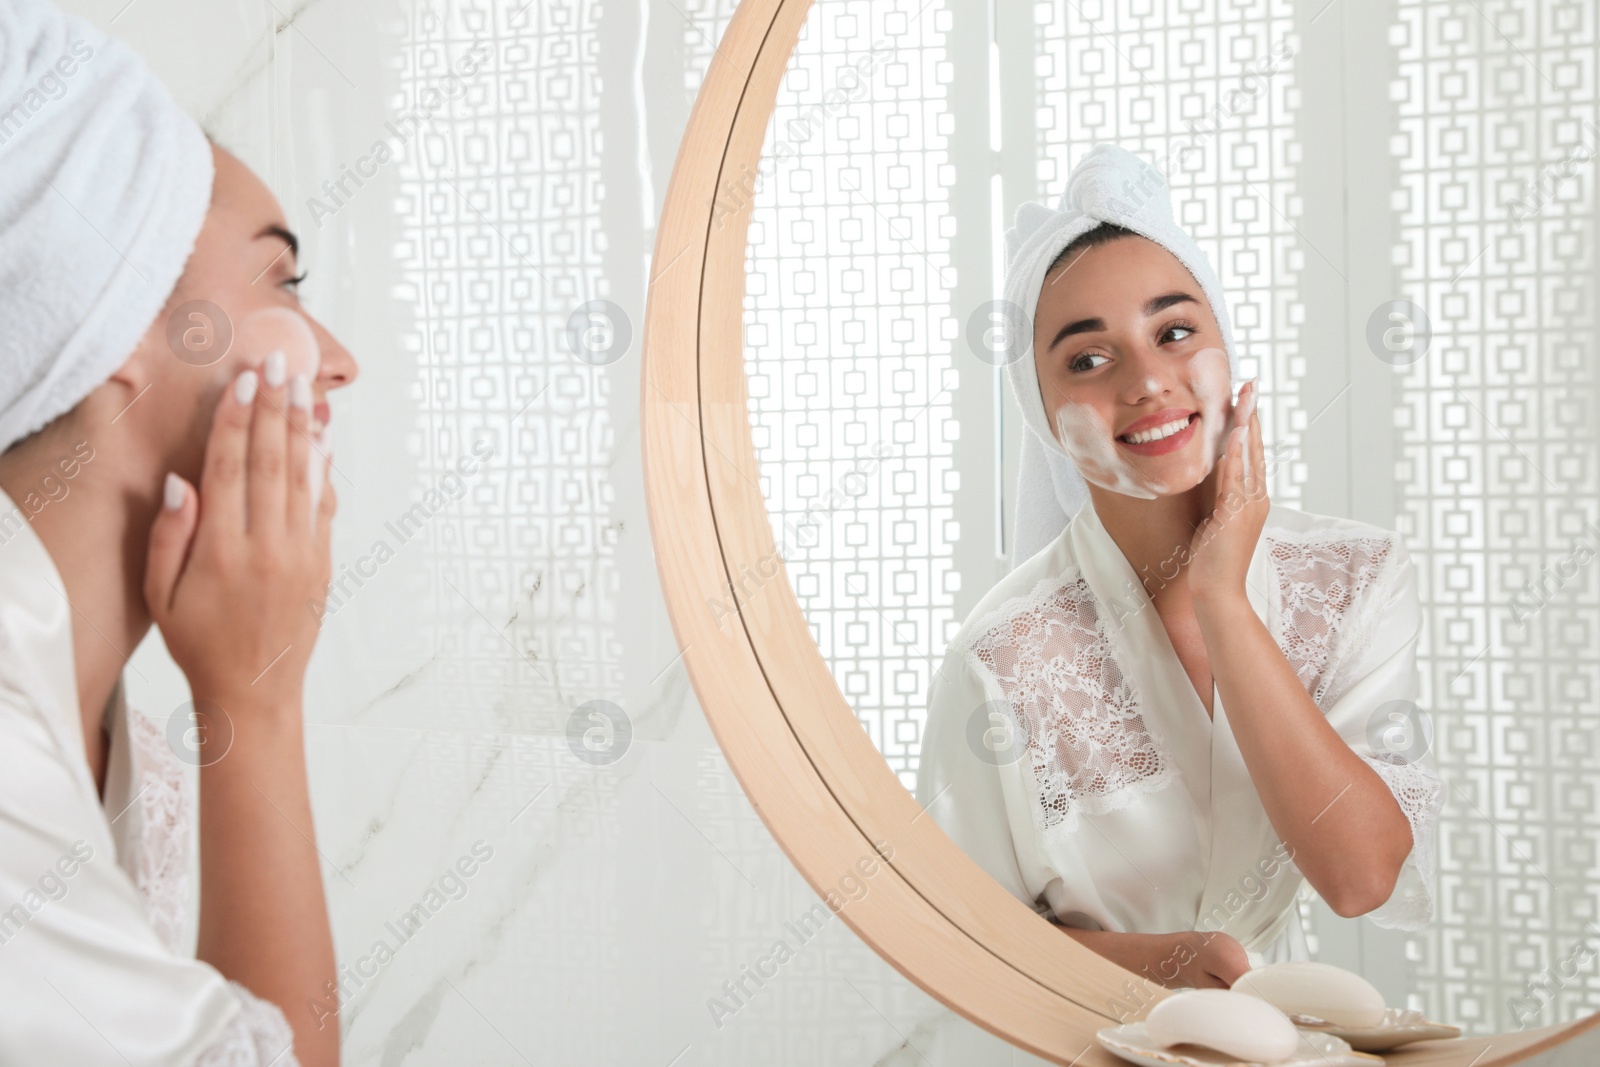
144 354 337 714
1150 930 1253 989
1187 379 1267 604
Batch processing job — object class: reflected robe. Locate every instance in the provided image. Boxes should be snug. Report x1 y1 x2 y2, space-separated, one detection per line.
916 500 1444 972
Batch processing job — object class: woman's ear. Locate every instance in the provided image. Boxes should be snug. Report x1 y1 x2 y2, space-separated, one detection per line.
106 343 155 395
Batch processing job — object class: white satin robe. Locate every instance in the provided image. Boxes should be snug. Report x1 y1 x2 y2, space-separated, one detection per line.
916 499 1444 973
0 486 299 1066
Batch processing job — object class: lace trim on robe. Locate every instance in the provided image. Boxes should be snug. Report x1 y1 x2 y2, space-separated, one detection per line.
124 705 302 1067
961 569 1176 836
1262 528 1396 710
191 979 302 1067
123 704 191 954
1357 751 1445 930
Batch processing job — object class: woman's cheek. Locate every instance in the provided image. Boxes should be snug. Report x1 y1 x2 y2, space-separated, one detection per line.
1052 401 1164 499
237 306 322 380
1187 346 1233 472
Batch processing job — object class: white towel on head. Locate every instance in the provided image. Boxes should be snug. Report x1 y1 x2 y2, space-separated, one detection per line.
1000 143 1242 567
0 0 214 454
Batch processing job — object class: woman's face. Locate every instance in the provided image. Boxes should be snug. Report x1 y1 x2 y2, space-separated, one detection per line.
1031 235 1232 500
131 142 360 483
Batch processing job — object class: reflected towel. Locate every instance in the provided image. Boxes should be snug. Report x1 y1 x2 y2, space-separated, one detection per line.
1000 143 1243 566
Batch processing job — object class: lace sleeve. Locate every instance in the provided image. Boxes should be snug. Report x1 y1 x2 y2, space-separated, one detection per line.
1358 750 1444 930
191 980 302 1067
117 700 194 953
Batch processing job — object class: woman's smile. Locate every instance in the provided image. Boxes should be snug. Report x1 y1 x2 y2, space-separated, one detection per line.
1117 410 1200 456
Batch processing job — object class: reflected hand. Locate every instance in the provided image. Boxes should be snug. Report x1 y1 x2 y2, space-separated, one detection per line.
1154 930 1253 989
1188 379 1267 604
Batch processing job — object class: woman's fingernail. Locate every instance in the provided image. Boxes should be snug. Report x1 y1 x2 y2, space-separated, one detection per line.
290 373 312 410
163 471 184 510
235 369 258 406
265 349 286 388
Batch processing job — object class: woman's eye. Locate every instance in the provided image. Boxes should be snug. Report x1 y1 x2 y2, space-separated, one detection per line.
1164 323 1196 343
283 270 308 293
1068 352 1109 373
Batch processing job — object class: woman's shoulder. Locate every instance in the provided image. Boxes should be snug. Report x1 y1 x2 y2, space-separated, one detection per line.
943 519 1085 662
1259 503 1414 600
1262 503 1410 562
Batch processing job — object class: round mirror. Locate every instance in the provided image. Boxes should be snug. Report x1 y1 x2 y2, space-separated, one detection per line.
643 0 1600 1061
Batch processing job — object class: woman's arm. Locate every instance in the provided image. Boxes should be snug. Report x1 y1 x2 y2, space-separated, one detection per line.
1193 591 1413 916
1056 924 1252 990
144 359 340 1065
1185 399 1413 918
190 695 336 1062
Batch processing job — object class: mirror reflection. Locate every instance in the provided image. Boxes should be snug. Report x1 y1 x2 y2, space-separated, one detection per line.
740 0 1600 1038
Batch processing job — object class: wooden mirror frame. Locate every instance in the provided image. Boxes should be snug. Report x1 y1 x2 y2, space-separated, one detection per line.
639 0 1600 1061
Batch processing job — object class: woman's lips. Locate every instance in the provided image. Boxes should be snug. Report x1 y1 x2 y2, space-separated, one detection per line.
1117 412 1199 456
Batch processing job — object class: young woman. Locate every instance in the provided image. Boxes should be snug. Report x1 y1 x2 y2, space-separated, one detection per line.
0 1 356 1062
916 144 1443 991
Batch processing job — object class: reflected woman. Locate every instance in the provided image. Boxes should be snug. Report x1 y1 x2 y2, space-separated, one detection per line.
915 144 1443 989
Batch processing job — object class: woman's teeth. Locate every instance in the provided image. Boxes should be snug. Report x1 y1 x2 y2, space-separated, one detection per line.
1120 414 1193 445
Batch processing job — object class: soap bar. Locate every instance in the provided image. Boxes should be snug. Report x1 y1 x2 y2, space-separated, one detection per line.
1144 989 1302 1063
1232 961 1388 1028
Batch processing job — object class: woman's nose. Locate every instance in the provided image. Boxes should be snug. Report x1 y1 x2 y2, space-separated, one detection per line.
306 314 358 388
1118 344 1175 402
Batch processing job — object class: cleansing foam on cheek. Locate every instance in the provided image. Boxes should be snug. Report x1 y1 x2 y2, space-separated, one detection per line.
236 307 325 522
1186 346 1233 475
1052 400 1164 499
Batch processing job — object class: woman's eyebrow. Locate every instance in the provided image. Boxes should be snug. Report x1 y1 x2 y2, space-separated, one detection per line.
1047 291 1198 351
256 223 299 258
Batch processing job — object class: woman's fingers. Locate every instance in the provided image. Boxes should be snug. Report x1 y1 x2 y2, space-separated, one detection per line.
246 350 290 531
1249 402 1266 500
144 472 198 618
315 451 337 547
310 451 338 616
285 374 313 532
198 367 259 542
1222 427 1245 507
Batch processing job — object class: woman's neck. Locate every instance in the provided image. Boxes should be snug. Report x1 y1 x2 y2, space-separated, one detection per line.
0 413 158 775
1086 469 1222 604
